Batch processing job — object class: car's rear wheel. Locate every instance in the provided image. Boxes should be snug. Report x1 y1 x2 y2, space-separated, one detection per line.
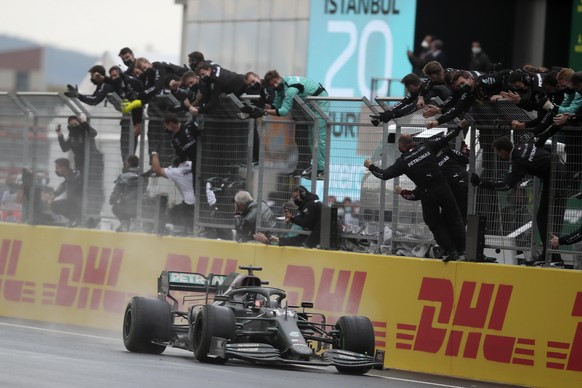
123 296 172 354
192 305 236 363
334 315 376 374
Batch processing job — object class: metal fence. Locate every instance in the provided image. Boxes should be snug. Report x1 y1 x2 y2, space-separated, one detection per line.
0 91 580 269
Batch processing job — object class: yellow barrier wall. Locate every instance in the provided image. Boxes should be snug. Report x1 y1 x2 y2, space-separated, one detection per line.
1 223 581 387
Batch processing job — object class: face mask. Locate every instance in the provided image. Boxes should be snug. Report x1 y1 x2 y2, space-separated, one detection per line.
276 83 284 91
122 59 134 67
90 78 100 85
189 62 197 71
459 83 471 92
293 198 302 207
55 170 64 177
111 77 122 89
472 47 482 55
251 81 261 90
421 40 430 49
344 206 352 213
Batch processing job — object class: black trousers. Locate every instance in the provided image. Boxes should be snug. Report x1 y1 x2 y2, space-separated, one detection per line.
420 184 466 254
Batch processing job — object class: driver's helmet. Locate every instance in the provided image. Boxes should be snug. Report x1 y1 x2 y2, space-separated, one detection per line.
246 292 268 308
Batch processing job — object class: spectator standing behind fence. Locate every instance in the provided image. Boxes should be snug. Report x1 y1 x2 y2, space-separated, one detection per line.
51 158 83 227
263 70 329 180
56 115 104 228
425 39 448 69
150 151 195 235
470 136 567 263
110 155 147 232
364 123 467 262
1 170 23 222
407 35 433 76
468 41 492 73
233 190 276 243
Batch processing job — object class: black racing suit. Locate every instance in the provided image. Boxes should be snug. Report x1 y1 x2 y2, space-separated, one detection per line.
111 73 144 163
197 65 247 114
435 70 511 125
141 62 187 165
368 127 466 255
379 78 452 122
167 120 201 193
558 226 582 246
76 80 115 106
399 141 469 223
475 141 567 258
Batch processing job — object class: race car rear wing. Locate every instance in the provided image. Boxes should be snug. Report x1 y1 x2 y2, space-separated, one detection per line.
158 271 228 295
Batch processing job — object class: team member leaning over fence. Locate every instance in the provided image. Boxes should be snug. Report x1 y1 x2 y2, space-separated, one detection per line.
471 136 567 263
394 134 470 224
364 120 468 262
370 72 451 126
263 70 329 180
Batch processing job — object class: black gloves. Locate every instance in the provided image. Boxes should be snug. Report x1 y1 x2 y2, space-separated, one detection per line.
64 84 78 98
240 105 255 114
470 173 481 187
470 173 494 189
237 106 265 120
378 110 394 123
370 110 395 126
370 115 381 127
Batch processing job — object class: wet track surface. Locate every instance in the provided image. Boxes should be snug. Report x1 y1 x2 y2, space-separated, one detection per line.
0 318 523 388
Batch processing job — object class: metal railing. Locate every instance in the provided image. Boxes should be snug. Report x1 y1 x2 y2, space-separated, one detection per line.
0 91 579 269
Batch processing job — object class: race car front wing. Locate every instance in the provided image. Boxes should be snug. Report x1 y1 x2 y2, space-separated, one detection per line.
209 337 385 369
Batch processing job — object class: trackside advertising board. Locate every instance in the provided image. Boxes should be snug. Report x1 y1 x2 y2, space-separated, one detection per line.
1 223 581 387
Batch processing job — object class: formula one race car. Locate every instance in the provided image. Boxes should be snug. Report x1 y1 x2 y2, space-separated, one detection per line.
122 266 384 374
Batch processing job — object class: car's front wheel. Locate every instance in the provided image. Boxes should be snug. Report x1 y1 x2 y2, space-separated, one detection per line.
192 304 236 363
334 315 376 374
122 296 172 354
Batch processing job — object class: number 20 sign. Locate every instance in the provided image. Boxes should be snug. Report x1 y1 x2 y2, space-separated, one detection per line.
307 1 417 98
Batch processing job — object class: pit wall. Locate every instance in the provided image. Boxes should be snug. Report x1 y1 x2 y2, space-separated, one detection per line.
1 223 581 388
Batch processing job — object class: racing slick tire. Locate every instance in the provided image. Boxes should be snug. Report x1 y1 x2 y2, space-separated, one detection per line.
123 296 172 354
192 304 236 363
334 315 376 374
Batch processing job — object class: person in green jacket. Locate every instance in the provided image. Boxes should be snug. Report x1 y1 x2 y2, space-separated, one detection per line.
263 70 329 179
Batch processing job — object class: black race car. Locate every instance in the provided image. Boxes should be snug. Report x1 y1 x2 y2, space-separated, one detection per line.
122 266 384 374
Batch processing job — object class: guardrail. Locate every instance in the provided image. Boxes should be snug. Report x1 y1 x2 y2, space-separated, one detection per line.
0 91 579 268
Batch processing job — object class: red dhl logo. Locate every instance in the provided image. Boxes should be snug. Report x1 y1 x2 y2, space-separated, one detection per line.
396 277 582 372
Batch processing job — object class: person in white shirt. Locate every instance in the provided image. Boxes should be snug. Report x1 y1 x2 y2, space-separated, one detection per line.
151 151 195 234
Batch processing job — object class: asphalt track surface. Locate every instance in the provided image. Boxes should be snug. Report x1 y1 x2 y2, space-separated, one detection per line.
0 317 523 388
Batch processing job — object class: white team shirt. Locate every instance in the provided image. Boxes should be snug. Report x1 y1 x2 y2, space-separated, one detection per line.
164 161 195 205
